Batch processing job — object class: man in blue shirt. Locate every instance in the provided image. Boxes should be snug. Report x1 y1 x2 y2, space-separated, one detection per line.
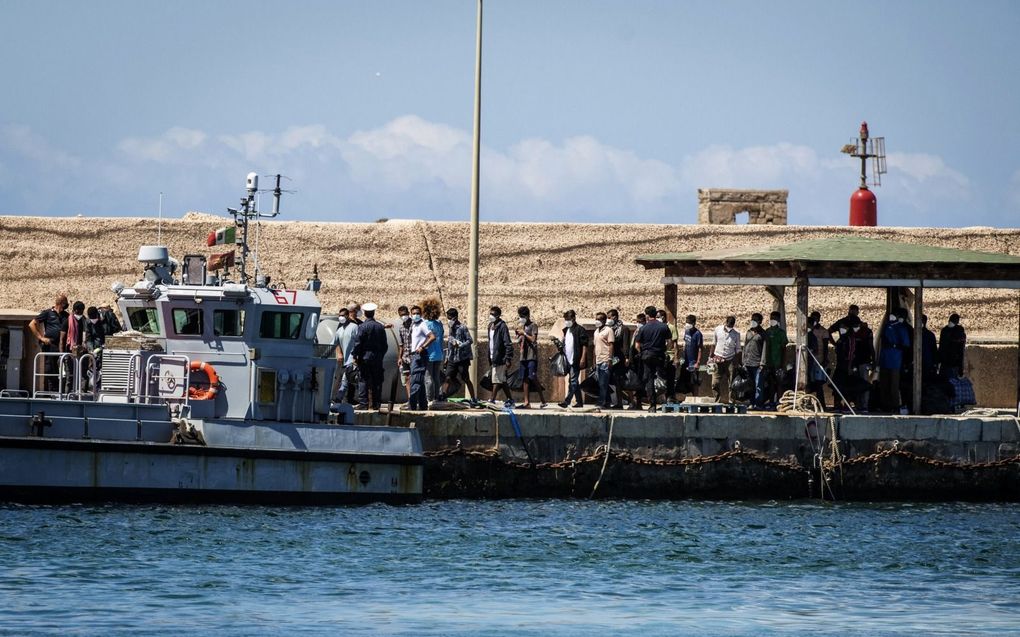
879 307 912 413
422 297 445 404
681 314 704 397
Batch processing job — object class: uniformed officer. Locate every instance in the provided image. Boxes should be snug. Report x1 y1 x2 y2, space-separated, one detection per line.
354 302 388 410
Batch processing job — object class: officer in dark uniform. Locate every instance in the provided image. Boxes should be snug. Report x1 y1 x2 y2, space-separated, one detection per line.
354 302 388 410
28 294 69 392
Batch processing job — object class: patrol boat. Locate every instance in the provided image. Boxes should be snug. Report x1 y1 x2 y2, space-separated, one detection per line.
0 174 423 504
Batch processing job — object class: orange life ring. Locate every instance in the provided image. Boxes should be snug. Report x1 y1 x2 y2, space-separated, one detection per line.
188 360 220 400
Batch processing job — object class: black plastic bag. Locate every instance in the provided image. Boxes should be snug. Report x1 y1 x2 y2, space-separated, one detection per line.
729 366 752 402
550 352 569 377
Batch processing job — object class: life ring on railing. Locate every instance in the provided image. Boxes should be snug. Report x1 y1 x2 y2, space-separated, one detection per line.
188 360 220 400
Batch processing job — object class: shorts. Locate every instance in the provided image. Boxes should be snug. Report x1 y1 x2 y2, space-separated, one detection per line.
519 359 538 382
490 364 507 384
447 360 470 383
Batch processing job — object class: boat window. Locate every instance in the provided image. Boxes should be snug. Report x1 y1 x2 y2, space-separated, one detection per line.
213 309 244 337
127 307 160 335
172 308 204 336
259 311 303 340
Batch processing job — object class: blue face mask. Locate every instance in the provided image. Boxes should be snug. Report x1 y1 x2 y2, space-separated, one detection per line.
412 314 422 323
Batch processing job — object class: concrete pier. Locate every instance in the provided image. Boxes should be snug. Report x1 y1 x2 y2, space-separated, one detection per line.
358 409 1020 501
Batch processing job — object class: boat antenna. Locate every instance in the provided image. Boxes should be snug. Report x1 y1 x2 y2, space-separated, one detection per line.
227 173 290 285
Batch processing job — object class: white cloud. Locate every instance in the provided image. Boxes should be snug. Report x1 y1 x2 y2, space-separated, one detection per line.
0 117 993 226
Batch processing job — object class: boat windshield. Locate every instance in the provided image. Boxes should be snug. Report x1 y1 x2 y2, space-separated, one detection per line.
127 307 161 335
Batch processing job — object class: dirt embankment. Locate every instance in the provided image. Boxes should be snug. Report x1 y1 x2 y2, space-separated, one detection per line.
1 215 1017 338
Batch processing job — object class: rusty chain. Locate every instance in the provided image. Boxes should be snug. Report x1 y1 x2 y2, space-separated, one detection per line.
426 442 1019 474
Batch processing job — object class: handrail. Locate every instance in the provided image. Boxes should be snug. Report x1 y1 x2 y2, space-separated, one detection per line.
32 352 75 399
68 353 98 401
143 355 191 409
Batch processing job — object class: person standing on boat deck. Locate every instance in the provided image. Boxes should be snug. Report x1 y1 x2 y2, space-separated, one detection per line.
743 313 766 408
938 313 966 379
515 306 546 409
407 305 433 410
806 311 831 407
353 302 387 410
487 306 514 404
29 294 69 393
333 307 359 404
711 316 741 403
558 309 589 409
421 297 445 405
442 307 477 404
634 305 671 412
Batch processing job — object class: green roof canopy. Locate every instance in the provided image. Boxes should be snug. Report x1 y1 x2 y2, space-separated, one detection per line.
636 236 1020 288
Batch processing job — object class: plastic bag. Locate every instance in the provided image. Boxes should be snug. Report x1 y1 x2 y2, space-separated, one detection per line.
550 352 569 377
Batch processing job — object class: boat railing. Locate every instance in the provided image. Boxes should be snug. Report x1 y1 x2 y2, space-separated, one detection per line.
142 355 191 410
32 352 75 399
66 353 98 401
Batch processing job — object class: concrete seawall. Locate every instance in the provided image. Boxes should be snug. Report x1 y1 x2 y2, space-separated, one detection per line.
358 410 1020 501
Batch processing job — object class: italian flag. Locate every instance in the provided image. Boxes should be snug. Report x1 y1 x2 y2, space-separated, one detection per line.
206 226 237 247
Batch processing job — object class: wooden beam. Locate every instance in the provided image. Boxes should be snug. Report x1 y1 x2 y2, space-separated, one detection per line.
913 286 923 415
664 282 678 326
766 285 787 329
796 278 809 391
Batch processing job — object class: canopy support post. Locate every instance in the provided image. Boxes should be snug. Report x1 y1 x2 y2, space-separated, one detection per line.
913 286 923 415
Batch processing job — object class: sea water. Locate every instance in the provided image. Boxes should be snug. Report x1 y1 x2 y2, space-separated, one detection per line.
0 500 1017 636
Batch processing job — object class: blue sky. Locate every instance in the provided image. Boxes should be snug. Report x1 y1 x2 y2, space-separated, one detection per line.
2 0 1018 227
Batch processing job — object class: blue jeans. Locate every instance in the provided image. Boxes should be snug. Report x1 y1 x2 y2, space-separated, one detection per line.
409 355 428 410
746 365 764 407
596 362 611 407
564 364 583 406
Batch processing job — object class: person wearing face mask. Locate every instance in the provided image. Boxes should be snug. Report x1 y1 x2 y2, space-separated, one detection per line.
743 313 766 408
711 316 741 403
635 305 673 412
879 307 911 413
65 301 88 357
848 313 875 412
627 313 648 409
806 311 831 407
828 304 862 337
83 306 106 353
938 313 966 379
606 309 630 409
442 307 477 405
487 306 515 405
396 305 413 399
407 305 433 410
352 302 388 410
592 311 615 410
680 315 704 398
761 311 788 408
832 315 865 411
655 309 679 404
346 303 364 326
332 306 359 404
558 309 590 409
514 306 546 409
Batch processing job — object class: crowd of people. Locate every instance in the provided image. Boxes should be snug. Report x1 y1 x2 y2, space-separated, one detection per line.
28 294 121 392
332 298 969 415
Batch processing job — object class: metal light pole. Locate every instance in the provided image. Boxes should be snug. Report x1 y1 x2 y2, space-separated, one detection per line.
467 0 483 390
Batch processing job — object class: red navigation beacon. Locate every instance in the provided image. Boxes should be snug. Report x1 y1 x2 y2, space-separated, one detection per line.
840 121 886 226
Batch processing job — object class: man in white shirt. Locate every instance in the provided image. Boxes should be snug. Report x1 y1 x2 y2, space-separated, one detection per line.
407 304 434 410
332 306 359 403
711 315 742 402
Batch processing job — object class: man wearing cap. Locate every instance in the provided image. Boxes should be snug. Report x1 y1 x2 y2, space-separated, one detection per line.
353 302 387 410
939 313 966 379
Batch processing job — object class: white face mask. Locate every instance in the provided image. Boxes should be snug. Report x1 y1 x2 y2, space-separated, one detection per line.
356 310 363 319
888 314 897 323
400 315 410 324
88 317 99 324
595 320 605 329
769 319 779 327
412 314 422 323
750 320 759 328
852 326 861 333
684 323 693 331
947 321 956 328
518 318 527 325
488 314 497 323
338 316 348 325
74 313 84 319
606 318 616 327
724 326 732 332
839 327 848 335
564 320 574 328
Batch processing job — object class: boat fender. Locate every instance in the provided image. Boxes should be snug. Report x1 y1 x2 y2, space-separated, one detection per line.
188 360 220 400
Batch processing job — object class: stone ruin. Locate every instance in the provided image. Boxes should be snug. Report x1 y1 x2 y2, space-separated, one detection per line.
697 189 788 225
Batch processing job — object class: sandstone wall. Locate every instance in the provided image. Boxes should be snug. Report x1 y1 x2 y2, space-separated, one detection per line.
1 215 1015 341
